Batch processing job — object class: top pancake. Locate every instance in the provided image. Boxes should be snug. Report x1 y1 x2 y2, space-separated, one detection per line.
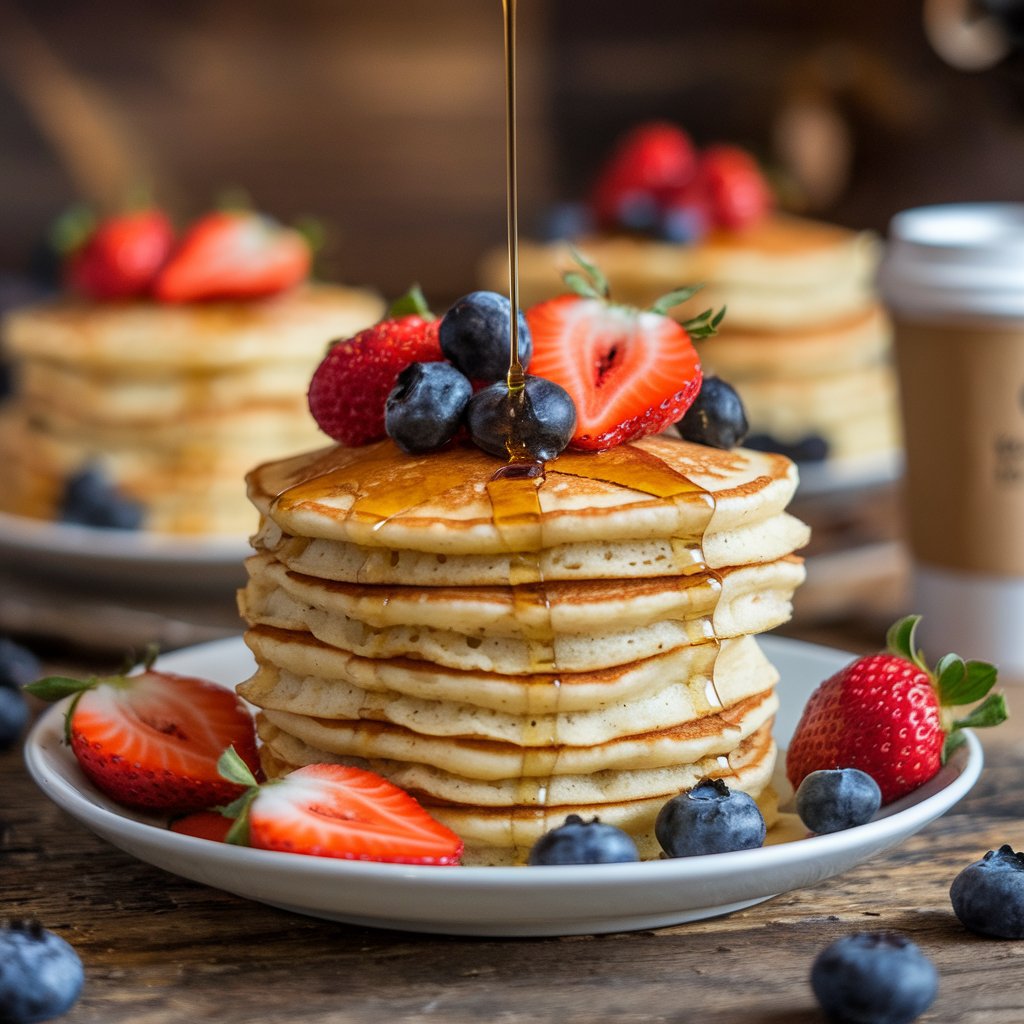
2 283 385 371
247 434 801 557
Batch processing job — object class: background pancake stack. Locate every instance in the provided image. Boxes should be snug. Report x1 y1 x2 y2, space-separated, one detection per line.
0 284 383 534
238 434 810 865
480 214 900 472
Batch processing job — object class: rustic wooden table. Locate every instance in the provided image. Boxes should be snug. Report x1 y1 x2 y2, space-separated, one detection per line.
3 612 1023 1024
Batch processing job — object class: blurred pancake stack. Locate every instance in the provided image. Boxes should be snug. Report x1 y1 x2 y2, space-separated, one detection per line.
238 434 810 865
479 123 901 478
0 210 384 536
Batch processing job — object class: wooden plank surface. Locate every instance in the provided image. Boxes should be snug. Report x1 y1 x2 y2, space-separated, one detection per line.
4 636 1023 1024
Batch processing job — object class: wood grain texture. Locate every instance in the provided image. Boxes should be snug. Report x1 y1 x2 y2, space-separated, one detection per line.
4 641 1024 1024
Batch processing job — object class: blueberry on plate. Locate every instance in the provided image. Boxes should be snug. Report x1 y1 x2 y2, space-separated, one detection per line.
59 464 144 530
674 376 749 450
0 920 84 1024
810 931 938 1024
384 361 472 454
467 375 576 463
795 768 882 835
527 814 639 865
439 291 532 382
0 637 42 691
655 778 766 858
950 844 1024 938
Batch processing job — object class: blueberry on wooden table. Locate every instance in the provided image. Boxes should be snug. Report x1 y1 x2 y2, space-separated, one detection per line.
810 931 938 1024
0 920 84 1024
950 844 1024 938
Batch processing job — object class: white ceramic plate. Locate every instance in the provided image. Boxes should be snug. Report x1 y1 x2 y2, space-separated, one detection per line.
0 511 249 591
24 635 982 937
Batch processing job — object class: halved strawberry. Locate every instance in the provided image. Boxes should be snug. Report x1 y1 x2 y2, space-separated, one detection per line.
526 251 721 450
215 755 463 865
170 810 233 842
307 286 442 446
65 209 175 300
26 660 260 813
152 210 310 302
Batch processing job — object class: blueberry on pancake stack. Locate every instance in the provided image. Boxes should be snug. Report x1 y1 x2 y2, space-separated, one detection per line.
237 277 810 865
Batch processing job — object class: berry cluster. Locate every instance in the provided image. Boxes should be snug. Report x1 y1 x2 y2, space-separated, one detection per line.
587 122 773 242
309 257 748 462
63 205 311 303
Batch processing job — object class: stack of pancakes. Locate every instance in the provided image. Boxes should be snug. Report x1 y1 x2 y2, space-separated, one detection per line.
0 284 383 534
480 214 900 470
238 434 809 865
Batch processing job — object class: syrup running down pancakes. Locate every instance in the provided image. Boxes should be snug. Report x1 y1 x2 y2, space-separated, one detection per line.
238 434 809 864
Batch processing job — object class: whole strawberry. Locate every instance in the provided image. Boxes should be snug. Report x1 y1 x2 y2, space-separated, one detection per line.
786 615 1007 804
308 286 443 446
65 208 174 299
526 249 721 450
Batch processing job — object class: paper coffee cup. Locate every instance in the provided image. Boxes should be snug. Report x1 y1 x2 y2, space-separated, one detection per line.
879 203 1024 674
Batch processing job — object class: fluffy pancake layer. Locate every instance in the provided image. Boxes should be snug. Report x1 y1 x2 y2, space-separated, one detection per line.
239 437 808 864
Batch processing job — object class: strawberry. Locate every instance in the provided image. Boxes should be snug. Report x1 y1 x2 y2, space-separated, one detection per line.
786 615 1007 805
215 753 463 865
152 210 310 302
26 657 260 814
307 286 442 446
65 209 174 300
695 144 773 230
589 121 698 230
170 810 233 842
526 250 721 450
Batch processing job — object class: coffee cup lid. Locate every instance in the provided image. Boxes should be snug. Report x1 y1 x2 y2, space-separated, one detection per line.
880 203 1024 318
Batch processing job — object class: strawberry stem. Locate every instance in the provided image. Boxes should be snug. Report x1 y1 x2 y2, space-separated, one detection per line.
388 284 432 319
562 246 610 300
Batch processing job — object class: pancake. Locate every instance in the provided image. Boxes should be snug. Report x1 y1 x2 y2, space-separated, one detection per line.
0 283 385 535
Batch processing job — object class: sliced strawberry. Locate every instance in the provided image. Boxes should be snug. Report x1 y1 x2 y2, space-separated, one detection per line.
170 810 233 842
244 764 463 865
526 252 718 450
65 209 174 300
152 210 310 302
786 615 1007 804
589 122 697 230
307 286 442 446
26 666 260 813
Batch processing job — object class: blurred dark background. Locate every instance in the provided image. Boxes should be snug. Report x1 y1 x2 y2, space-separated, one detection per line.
3 0 1024 306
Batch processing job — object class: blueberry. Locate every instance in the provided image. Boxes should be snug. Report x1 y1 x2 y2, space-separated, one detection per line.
795 768 882 835
439 291 532 382
467 376 576 463
0 637 42 691
384 361 471 454
744 432 830 463
0 687 28 751
0 920 84 1024
950 845 1024 938
59 465 144 530
614 189 660 233
655 778 766 858
538 202 594 241
675 376 749 450
657 203 710 244
810 931 938 1024
527 814 639 865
